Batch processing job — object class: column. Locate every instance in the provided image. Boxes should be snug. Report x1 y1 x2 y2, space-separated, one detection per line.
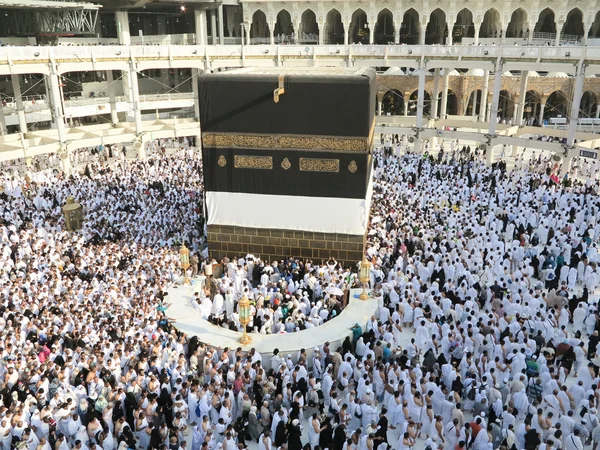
270 22 275 45
195 9 208 45
106 70 119 125
11 74 27 134
244 22 250 45
344 22 349 45
555 22 562 46
446 23 453 45
419 24 426 45
396 26 401 44
488 61 503 136
128 60 143 146
479 69 489 122
0 102 6 135
431 68 440 119
218 5 225 44
538 98 546 125
440 69 449 119
583 25 590 45
377 101 382 116
210 10 217 45
416 67 426 128
404 92 410 116
318 20 324 45
567 62 585 147
596 103 600 118
515 71 528 126
116 11 130 45
48 72 68 173
369 26 375 44
192 68 202 145
474 24 480 45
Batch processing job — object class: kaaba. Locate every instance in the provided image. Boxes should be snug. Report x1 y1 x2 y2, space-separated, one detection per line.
199 67 376 266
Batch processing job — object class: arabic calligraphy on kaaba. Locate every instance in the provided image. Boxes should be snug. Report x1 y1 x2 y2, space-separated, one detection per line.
233 155 273 169
299 158 340 173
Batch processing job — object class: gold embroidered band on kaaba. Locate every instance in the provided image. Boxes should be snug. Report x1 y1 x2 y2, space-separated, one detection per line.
203 120 375 154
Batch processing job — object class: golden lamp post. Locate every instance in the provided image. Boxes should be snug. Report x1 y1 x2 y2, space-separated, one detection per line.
179 244 190 285
359 257 371 300
238 294 252 345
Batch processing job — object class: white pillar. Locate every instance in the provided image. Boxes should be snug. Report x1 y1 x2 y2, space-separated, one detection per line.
538 100 546 126
416 67 426 128
404 92 409 116
270 22 275 45
567 62 585 147
560 153 573 177
377 101 382 116
210 10 217 45
516 71 528 126
583 26 590 45
488 61 503 136
555 22 562 46
446 23 453 45
195 9 208 45
420 24 426 45
244 22 250 45
596 103 600 119
369 26 375 44
106 70 119 125
344 23 349 45
396 26 401 44
218 5 225 44
479 69 489 122
431 68 440 119
440 69 449 119
48 72 68 173
128 61 143 139
116 11 131 45
0 102 6 135
319 21 324 45
474 25 480 45
11 74 27 134
192 68 202 145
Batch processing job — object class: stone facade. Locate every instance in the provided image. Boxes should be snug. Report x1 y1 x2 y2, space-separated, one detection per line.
206 225 365 266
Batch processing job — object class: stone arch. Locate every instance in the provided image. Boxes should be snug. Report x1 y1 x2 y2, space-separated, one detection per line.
298 9 319 43
589 10 600 38
562 8 584 38
274 9 293 41
408 90 431 116
465 89 483 116
446 89 458 116
324 9 344 44
375 9 395 44
382 89 404 115
524 90 542 123
250 10 269 40
498 90 514 120
453 8 474 43
545 90 568 120
506 7 529 38
349 8 369 44
480 8 502 39
400 8 421 44
534 8 557 35
425 8 447 45
580 91 598 118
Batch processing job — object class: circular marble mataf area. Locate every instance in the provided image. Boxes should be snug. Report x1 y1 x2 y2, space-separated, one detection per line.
166 281 379 363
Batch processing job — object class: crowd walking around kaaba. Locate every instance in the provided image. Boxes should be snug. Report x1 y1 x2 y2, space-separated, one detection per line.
2 137 600 450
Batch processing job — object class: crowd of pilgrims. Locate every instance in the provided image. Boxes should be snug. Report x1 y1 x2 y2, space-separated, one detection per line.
1 138 600 450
